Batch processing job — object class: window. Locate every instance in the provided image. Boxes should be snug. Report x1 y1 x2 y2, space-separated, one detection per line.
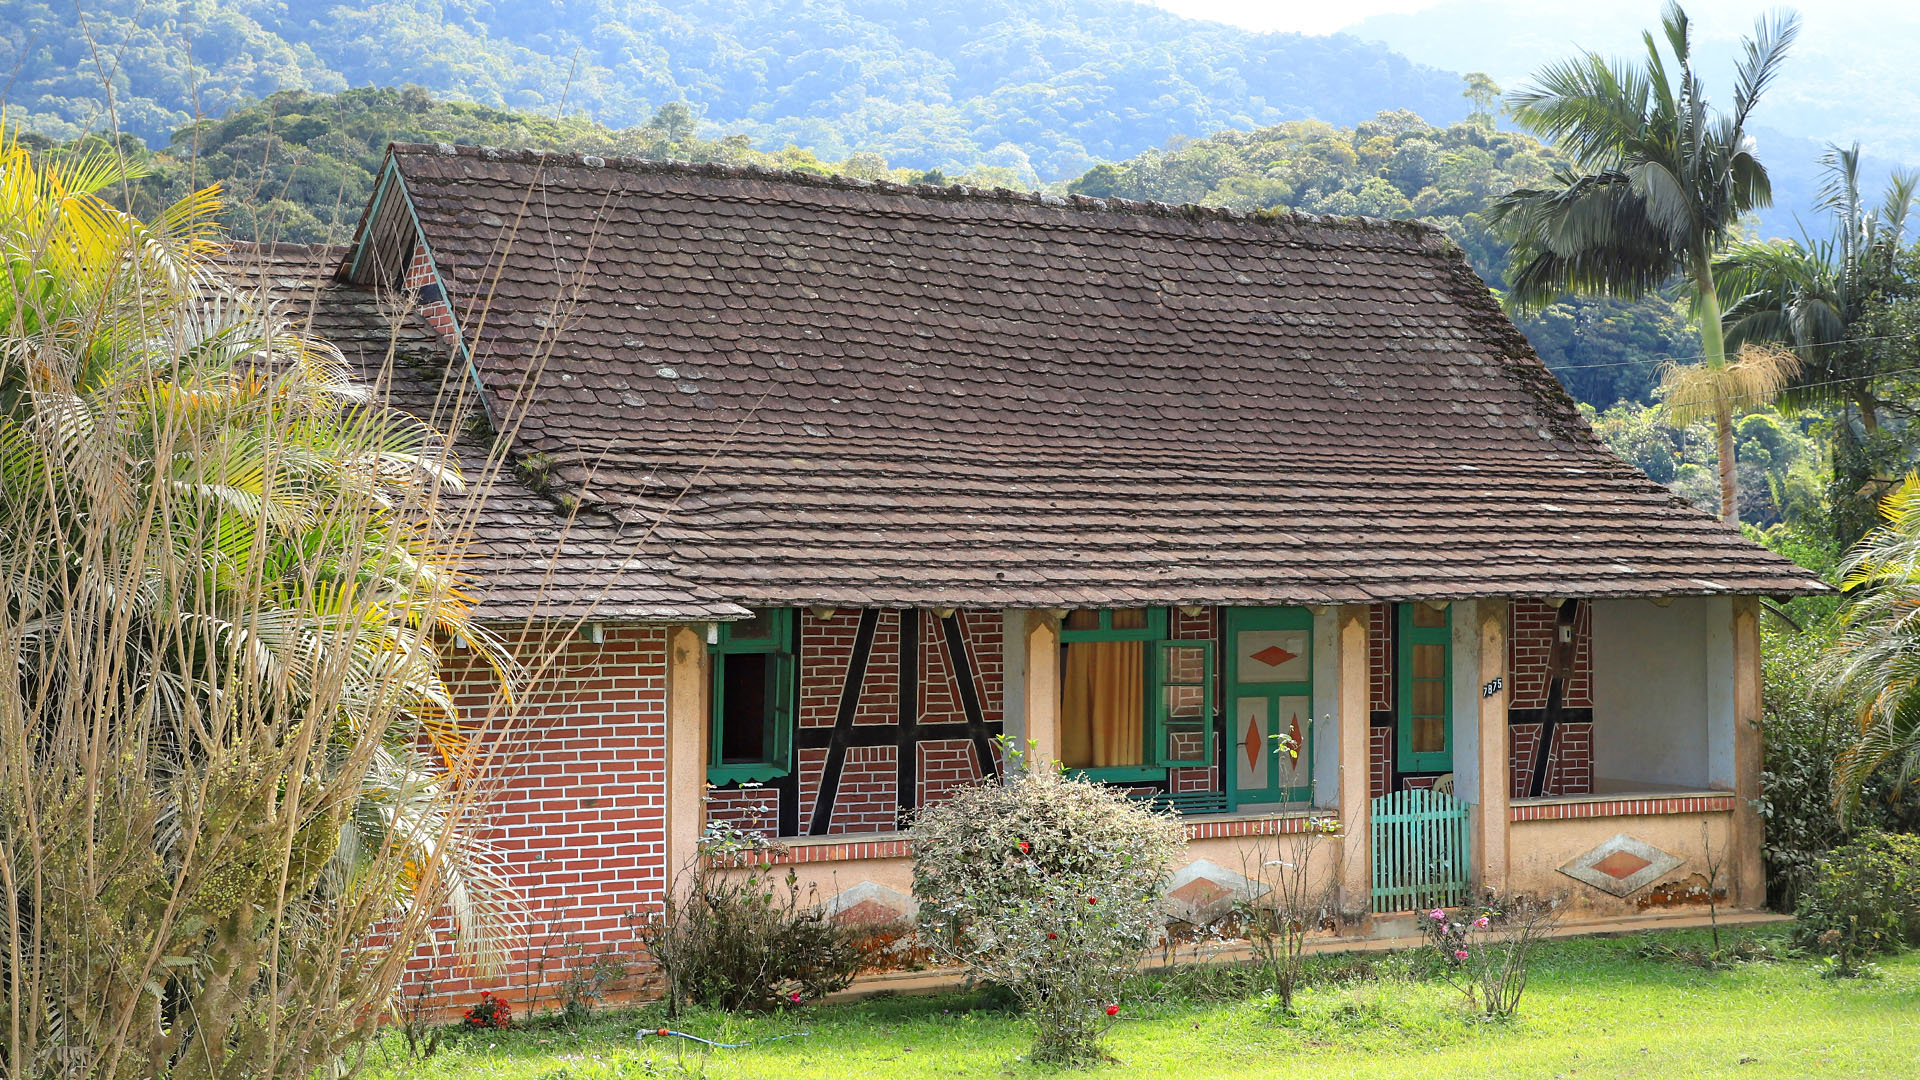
708 609 795 784
1396 603 1452 772
1058 609 1212 779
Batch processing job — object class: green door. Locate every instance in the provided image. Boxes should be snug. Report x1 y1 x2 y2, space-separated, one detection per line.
1224 608 1315 809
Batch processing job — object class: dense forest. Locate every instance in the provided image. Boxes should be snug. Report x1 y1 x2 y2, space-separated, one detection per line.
0 0 1465 181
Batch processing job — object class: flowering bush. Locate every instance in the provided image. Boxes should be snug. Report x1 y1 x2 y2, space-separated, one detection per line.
462 991 513 1029
911 747 1185 1064
1418 891 1562 1020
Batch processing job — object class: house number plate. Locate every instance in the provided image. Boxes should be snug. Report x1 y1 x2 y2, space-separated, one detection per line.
1482 676 1503 698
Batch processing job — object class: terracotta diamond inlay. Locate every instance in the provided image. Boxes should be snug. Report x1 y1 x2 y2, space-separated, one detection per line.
1243 716 1264 771
1250 645 1298 668
1558 833 1685 897
1591 850 1653 880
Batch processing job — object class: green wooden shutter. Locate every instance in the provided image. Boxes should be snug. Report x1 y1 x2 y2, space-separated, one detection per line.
763 649 794 772
1155 640 1214 767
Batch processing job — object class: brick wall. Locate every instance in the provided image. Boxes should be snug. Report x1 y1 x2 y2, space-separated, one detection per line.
799 610 899 728
1369 724 1392 798
1369 604 1392 711
1508 721 1595 798
917 739 980 810
1543 721 1594 795
408 624 667 1009
799 745 899 833
706 786 780 839
405 242 460 347
1508 599 1592 709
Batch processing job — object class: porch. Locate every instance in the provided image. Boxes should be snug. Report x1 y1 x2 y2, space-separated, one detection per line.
665 595 1766 934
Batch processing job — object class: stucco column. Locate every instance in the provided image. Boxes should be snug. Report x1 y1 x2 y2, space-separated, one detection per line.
664 624 709 900
1730 596 1765 908
1022 611 1061 769
1474 599 1511 893
1335 605 1371 920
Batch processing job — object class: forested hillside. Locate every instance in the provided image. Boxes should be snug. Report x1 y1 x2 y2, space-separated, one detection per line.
1067 110 1701 409
0 0 1464 181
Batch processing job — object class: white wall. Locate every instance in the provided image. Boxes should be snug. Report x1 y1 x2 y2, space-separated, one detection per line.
1449 600 1482 805
1312 607 1340 807
1591 596 1730 790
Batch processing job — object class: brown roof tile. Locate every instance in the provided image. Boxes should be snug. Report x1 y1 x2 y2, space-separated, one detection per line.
322 145 1822 615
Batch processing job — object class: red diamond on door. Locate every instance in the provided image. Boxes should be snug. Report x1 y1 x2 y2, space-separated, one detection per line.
1244 716 1264 770
1250 645 1298 667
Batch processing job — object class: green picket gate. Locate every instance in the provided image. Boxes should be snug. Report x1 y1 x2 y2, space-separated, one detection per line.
1369 787 1472 913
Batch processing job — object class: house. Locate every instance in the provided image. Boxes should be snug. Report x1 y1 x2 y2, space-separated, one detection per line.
259 142 1824 1005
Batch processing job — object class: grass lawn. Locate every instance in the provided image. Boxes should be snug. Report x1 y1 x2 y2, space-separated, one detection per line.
360 929 1920 1080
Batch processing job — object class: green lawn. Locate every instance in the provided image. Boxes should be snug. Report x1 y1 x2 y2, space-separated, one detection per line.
361 930 1920 1080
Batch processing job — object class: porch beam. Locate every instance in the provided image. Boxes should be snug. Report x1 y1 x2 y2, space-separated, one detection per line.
1022 611 1061 769
1473 599 1510 892
664 625 709 900
1335 605 1371 919
1730 596 1765 907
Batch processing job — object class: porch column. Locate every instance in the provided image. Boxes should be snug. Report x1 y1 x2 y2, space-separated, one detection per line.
1473 599 1510 892
1730 596 1765 907
663 624 709 899
1022 611 1061 769
1335 605 1371 919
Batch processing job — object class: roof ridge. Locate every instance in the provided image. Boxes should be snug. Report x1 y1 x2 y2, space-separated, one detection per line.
384 141 1448 244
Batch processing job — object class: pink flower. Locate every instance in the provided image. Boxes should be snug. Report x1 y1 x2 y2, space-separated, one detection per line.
1454 949 1469 960
1428 909 1446 921
789 991 802 1003
1474 916 1490 928
1106 1004 1120 1017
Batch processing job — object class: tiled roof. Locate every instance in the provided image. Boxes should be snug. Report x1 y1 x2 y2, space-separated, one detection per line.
222 243 745 621
331 144 1823 615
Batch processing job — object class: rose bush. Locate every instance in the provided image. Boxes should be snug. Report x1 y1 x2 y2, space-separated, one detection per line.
911 748 1184 1064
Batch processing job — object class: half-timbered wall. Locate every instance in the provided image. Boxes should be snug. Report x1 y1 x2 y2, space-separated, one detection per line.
1507 599 1595 798
708 609 1006 838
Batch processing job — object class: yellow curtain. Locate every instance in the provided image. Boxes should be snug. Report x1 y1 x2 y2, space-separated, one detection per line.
1061 640 1145 768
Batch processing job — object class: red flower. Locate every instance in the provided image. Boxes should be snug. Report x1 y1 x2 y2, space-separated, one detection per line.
1087 896 1099 905
1047 932 1058 939
1106 1004 1120 1017
1017 840 1031 853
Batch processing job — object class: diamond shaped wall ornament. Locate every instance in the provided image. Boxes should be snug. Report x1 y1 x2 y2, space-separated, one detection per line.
1558 833 1685 897
1250 644 1299 668
1162 859 1264 924
1244 715 1264 770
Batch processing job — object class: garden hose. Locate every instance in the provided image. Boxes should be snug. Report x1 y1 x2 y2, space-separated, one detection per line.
637 1028 811 1049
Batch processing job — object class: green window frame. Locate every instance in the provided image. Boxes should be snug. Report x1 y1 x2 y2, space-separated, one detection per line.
708 609 796 785
1395 603 1453 773
1059 608 1169 642
1059 608 1198 782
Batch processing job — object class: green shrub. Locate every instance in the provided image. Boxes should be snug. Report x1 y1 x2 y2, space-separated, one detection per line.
636 824 868 1014
1792 832 1920 971
1756 623 1920 910
910 749 1185 1065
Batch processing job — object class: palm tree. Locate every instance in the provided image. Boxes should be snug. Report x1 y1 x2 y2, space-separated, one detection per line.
1827 475 1920 815
1493 2 1800 525
0 128 517 1076
1717 144 1919 434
